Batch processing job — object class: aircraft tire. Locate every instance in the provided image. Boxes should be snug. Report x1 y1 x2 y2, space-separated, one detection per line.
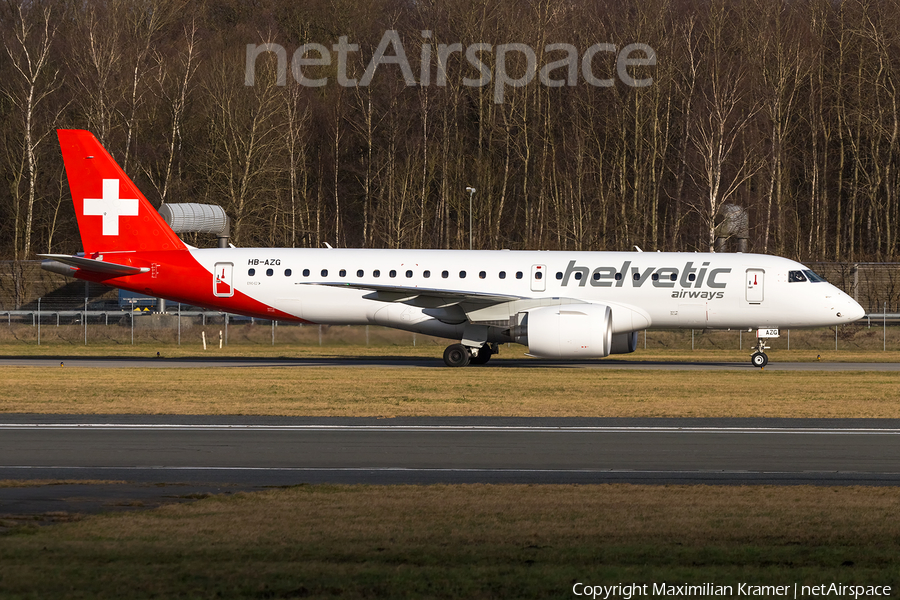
469 346 492 365
443 344 471 367
751 352 768 368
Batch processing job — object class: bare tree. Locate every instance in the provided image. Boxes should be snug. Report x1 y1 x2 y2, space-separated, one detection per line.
204 43 283 246
690 2 763 252
144 20 199 205
283 83 312 248
2 3 61 307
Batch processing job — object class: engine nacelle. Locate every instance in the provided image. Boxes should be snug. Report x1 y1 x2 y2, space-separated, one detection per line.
514 303 612 358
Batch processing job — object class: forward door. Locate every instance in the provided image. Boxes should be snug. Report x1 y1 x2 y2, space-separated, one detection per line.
746 269 764 303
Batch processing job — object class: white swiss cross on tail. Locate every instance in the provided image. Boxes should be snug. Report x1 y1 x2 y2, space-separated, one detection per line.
83 178 139 236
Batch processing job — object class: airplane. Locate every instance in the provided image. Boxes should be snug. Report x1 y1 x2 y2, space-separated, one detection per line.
41 129 865 368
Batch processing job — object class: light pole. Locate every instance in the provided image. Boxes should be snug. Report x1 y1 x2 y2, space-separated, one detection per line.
465 186 476 250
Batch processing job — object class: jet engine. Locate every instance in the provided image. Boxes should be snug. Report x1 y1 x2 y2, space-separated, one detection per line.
511 304 613 358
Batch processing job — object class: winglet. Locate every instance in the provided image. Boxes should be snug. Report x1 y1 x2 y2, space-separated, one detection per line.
57 129 186 254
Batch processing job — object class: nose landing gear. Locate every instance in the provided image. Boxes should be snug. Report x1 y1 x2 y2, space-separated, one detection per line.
750 336 770 368
750 350 768 368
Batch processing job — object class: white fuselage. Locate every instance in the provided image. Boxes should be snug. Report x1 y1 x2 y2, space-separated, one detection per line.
189 248 864 341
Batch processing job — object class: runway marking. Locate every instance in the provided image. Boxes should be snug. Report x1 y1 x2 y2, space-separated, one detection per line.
1 424 899 434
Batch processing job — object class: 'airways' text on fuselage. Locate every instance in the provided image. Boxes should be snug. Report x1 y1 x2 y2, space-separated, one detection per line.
560 260 731 289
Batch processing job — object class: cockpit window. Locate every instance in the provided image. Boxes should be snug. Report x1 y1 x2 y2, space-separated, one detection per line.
789 269 827 283
804 269 826 283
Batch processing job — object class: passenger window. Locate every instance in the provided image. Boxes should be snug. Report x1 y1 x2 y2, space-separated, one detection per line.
459 271 467 278
633 273 640 280
285 269 292 277
688 273 696 281
670 273 677 281
406 270 413 278
390 270 397 278
499 271 506 279
321 269 328 277
516 272 523 279
479 271 486 279
651 273 659 281
248 268 256 276
303 269 310 277
266 268 273 276
535 272 543 280
556 272 563 280
592 272 600 281
442 270 449 278
615 273 622 281
373 270 381 278
423 270 431 278
574 272 582 280
339 269 346 277
357 269 364 277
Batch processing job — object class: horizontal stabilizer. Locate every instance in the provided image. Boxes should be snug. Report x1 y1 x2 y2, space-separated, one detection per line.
39 254 148 278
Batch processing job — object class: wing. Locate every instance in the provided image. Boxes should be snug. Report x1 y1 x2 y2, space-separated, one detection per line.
308 281 523 307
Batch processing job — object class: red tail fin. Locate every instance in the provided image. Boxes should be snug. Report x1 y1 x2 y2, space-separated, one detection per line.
57 129 186 254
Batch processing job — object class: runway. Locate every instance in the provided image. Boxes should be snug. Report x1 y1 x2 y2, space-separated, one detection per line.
3 415 898 518
2 416 899 487
1 356 899 370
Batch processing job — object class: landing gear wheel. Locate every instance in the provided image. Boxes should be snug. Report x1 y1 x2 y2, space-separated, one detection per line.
751 352 768 368
469 346 493 365
443 343 471 367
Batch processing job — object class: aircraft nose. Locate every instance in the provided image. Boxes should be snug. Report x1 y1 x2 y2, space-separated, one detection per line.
840 296 866 322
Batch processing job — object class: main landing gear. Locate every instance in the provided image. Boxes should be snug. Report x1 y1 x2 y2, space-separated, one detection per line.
750 338 770 368
443 343 498 367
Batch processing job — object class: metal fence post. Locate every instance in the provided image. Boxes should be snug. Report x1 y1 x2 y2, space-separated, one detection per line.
37 298 40 346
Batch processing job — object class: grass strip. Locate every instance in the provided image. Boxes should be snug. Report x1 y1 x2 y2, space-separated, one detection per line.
0 480 126 488
1 484 897 599
2 340 900 363
0 366 898 418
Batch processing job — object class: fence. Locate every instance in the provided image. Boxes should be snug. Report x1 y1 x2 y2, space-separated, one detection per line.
1 259 898 352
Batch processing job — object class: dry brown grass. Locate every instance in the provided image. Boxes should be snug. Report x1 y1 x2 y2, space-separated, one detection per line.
1 484 897 598
0 365 898 417
0 479 125 488
4 321 900 358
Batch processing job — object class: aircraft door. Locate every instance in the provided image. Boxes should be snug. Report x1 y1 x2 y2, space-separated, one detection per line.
531 264 546 292
746 269 764 303
214 262 234 298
